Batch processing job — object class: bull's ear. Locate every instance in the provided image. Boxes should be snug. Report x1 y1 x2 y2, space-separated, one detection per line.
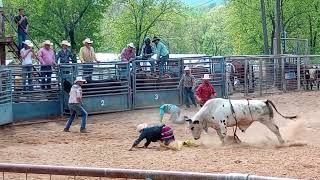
184 116 192 124
193 120 200 124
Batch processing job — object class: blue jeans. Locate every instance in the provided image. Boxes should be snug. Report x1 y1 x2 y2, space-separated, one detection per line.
184 87 197 108
22 65 33 91
65 103 88 130
159 54 169 77
41 66 52 89
18 32 27 50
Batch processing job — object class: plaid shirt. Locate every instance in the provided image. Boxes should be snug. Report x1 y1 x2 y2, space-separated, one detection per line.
179 74 195 88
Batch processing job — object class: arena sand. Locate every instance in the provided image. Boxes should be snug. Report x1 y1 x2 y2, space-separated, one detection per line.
1 91 320 179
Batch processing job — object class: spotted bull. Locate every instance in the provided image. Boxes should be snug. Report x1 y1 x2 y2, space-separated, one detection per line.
185 98 297 144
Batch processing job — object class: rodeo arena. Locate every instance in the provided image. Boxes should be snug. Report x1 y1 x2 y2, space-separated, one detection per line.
2 3 320 180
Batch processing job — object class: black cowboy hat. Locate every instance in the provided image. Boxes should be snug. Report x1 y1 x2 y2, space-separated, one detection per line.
152 36 161 42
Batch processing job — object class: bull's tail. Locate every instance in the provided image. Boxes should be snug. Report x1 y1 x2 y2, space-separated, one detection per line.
266 100 297 119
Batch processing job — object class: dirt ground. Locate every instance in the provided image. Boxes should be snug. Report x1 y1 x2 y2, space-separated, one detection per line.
1 91 320 180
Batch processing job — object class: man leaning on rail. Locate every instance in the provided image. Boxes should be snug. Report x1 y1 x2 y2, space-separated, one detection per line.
79 38 99 81
20 40 35 91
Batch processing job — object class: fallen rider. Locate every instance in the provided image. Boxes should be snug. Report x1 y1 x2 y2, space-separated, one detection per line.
129 123 178 151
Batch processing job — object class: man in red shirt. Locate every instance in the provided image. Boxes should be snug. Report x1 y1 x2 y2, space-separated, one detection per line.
195 74 217 107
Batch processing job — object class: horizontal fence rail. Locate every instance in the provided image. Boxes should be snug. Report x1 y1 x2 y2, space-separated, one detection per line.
6 65 60 103
0 163 298 180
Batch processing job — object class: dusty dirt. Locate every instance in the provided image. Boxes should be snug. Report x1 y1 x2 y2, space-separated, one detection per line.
1 91 320 179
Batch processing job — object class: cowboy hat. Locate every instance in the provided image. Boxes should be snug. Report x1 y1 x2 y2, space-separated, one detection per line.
23 40 34 48
83 38 93 44
42 40 53 46
184 66 190 71
136 123 148 132
61 40 71 46
202 74 211 80
74 76 87 84
127 43 135 48
152 36 161 42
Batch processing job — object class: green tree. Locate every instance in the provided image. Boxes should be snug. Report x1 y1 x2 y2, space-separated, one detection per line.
3 0 110 52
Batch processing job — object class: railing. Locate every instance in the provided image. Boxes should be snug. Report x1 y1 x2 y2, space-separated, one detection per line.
0 68 13 125
0 68 11 105
184 56 226 98
0 163 298 180
132 58 182 109
60 62 132 114
7 65 60 102
225 55 320 98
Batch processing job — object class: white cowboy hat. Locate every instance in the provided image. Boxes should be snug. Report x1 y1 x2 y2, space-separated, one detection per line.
83 38 93 44
136 123 148 132
74 76 87 84
23 40 34 48
42 40 53 46
127 43 135 48
61 40 71 46
202 74 211 80
184 66 190 71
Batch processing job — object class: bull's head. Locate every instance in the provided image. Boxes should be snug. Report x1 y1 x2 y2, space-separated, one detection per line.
184 116 202 140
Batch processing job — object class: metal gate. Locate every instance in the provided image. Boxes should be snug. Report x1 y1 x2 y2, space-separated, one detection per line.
61 62 132 114
184 56 226 98
8 65 62 121
132 58 183 109
0 68 12 125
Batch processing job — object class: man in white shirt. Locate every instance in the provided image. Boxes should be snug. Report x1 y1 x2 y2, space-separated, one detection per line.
63 77 88 133
20 40 35 91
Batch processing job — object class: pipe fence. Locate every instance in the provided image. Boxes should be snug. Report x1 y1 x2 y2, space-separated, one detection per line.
0 163 298 180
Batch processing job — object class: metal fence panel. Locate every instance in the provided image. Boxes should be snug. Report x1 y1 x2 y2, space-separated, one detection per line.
224 55 320 98
132 58 182 109
0 68 12 125
61 62 132 114
184 56 226 98
6 65 61 121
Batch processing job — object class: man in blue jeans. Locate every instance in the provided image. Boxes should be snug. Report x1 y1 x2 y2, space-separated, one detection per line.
152 36 169 78
179 66 197 109
63 76 88 133
14 8 29 51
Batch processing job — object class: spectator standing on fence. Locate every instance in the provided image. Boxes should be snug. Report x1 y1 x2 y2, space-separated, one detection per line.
152 36 169 78
79 38 99 81
20 40 35 91
140 37 156 73
179 67 197 109
129 123 178 151
56 40 75 64
14 8 29 50
63 76 88 133
38 40 56 90
195 74 217 107
159 104 183 124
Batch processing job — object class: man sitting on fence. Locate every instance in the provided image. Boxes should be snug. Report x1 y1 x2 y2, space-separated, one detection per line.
38 40 56 89
20 40 35 91
63 76 88 133
152 36 169 78
195 74 217 107
129 123 178 151
159 104 183 124
140 37 156 73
